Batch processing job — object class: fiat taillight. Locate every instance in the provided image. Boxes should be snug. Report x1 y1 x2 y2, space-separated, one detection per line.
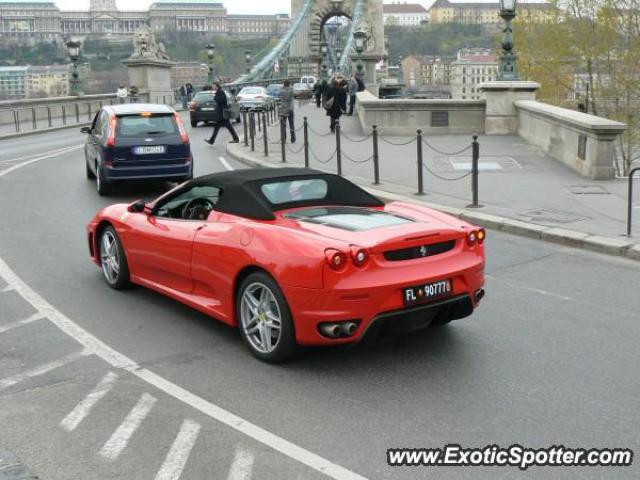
174 113 189 144
106 116 117 147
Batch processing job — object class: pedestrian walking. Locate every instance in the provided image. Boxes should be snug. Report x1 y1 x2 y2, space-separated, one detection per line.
347 75 358 116
179 84 188 110
186 82 194 101
116 84 128 104
204 82 240 146
278 79 296 143
325 76 347 133
320 79 330 106
312 82 322 108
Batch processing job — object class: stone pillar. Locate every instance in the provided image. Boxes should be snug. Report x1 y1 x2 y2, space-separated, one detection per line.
122 58 174 104
479 81 540 134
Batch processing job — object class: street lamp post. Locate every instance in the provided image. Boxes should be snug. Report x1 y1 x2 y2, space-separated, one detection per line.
206 43 215 84
298 57 304 76
353 28 367 80
66 39 82 96
245 50 251 74
397 55 404 84
497 0 520 81
320 41 328 79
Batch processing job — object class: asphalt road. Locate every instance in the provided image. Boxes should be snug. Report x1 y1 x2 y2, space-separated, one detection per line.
0 124 639 480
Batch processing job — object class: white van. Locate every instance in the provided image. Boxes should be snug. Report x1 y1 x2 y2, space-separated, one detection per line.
300 76 317 89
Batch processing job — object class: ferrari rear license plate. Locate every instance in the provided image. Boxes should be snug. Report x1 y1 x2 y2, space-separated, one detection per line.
403 279 452 306
134 146 165 155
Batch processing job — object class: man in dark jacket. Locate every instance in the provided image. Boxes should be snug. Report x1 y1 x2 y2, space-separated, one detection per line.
325 77 347 133
312 82 322 108
204 83 239 145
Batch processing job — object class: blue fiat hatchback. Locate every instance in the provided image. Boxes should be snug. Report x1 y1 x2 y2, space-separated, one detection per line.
82 104 193 195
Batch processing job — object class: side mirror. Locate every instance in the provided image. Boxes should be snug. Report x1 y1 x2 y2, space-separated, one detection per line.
80 126 91 134
127 199 146 213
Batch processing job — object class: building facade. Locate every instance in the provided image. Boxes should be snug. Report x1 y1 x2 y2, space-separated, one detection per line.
450 48 498 99
0 64 69 98
383 2 429 27
0 66 28 99
429 0 554 25
0 0 290 40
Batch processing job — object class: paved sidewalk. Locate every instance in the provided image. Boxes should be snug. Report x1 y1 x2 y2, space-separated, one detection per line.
228 101 640 260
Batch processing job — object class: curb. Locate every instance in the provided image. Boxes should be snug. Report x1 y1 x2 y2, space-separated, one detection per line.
0 122 91 141
227 143 640 262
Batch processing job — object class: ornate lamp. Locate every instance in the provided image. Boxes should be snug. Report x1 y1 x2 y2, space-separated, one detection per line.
206 43 215 84
66 39 82 96
298 56 304 76
397 55 404 83
497 0 520 81
353 28 367 78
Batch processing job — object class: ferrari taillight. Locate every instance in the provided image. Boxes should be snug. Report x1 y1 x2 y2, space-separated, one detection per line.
325 248 347 271
174 113 189 144
467 229 479 247
477 228 486 244
106 116 117 147
350 246 370 267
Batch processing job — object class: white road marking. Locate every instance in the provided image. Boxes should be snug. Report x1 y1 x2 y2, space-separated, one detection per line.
1 285 14 292
99 392 157 461
0 145 82 178
0 312 46 334
227 446 255 480
154 419 201 480
0 256 369 480
60 371 118 432
0 145 79 164
486 274 572 301
219 156 234 171
0 350 88 390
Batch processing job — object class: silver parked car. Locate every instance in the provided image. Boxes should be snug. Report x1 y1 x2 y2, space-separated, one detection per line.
236 86 274 111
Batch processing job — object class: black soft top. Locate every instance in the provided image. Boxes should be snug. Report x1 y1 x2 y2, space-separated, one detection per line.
187 168 384 220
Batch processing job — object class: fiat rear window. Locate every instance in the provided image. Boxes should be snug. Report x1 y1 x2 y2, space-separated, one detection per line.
117 114 178 137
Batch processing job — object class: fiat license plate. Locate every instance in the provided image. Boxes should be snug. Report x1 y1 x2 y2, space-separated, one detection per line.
133 146 165 155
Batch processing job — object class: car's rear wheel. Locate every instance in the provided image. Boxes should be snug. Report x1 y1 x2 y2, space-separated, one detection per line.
86 160 95 179
99 226 130 289
235 116 241 124
237 272 297 363
190 120 198 127
96 163 111 196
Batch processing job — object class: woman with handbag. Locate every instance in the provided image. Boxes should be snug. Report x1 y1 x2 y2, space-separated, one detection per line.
204 83 240 146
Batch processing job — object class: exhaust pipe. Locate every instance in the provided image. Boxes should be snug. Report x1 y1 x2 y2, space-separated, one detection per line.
319 323 342 338
343 322 358 336
475 288 485 302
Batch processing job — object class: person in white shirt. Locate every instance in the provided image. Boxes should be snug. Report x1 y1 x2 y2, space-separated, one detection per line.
116 84 128 104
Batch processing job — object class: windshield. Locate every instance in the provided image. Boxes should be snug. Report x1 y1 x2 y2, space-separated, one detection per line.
194 92 214 101
116 114 178 137
240 87 264 95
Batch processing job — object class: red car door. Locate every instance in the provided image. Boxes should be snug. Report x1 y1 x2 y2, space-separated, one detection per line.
125 214 204 293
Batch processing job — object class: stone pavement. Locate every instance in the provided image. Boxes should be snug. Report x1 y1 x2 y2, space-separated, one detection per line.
228 100 640 260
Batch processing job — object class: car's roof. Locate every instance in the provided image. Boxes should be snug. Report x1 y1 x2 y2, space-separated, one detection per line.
184 168 384 220
105 103 175 115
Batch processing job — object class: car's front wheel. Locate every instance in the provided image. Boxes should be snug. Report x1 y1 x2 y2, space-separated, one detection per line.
99 226 131 289
237 272 297 363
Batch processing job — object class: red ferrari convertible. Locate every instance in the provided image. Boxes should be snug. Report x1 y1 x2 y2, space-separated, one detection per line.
87 168 486 362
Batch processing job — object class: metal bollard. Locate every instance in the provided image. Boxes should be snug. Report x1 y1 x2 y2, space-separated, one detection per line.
47 106 52 127
416 129 424 195
372 125 380 185
469 135 481 208
243 110 248 146
303 117 309 168
62 105 66 125
88 102 92 121
336 120 342 176
75 103 80 123
250 111 255 152
32 107 37 130
628 167 640 237
262 111 269 157
257 109 262 132
280 115 287 163
14 110 19 133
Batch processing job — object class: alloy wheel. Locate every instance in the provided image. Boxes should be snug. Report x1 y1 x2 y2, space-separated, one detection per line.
240 282 282 354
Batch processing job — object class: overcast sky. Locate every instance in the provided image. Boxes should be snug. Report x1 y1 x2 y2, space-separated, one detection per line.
54 0 545 14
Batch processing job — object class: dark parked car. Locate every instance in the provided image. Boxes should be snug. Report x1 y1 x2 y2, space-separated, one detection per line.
81 104 193 196
189 90 241 127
